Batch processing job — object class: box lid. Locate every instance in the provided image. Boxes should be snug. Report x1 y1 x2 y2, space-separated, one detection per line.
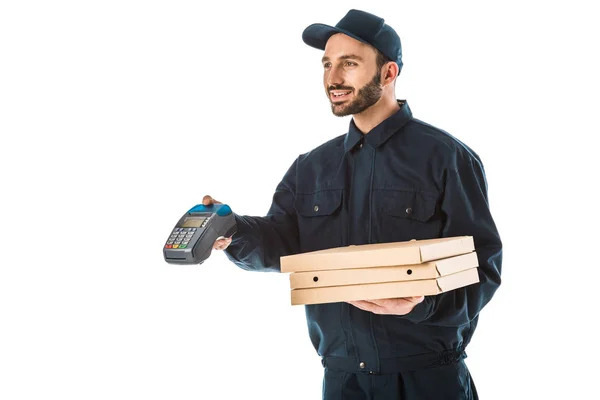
280 236 475 273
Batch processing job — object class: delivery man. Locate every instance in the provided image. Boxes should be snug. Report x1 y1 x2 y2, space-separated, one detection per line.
204 9 502 400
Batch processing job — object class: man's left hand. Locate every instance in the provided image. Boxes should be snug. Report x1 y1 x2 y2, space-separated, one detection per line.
347 296 425 315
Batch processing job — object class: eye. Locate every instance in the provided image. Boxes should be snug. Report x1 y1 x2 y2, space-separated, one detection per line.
323 62 332 69
344 61 357 67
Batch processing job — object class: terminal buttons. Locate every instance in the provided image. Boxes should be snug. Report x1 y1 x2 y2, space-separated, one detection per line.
165 227 197 249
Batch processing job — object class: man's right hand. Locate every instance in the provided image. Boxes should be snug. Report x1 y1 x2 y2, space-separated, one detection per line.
202 195 233 251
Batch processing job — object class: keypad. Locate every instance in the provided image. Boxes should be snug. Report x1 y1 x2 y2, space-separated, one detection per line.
165 227 198 249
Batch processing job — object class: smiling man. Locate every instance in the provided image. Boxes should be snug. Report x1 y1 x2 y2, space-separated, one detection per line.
208 9 503 400
322 34 398 128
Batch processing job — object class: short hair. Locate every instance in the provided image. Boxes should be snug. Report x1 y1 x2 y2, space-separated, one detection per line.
375 49 400 76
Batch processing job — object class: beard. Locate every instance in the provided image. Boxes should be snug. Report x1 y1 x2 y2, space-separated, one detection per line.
328 72 383 117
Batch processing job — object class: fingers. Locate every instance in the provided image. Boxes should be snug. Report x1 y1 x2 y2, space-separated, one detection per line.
370 297 424 308
406 296 425 304
347 300 387 314
355 297 423 307
213 237 232 251
202 195 223 205
347 296 426 315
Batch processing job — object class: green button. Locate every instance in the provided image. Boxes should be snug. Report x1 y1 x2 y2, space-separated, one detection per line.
179 244 187 248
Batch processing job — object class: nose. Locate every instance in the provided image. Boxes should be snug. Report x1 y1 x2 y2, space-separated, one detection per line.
326 65 344 87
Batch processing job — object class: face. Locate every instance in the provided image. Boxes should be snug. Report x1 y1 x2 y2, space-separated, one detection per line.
322 33 383 117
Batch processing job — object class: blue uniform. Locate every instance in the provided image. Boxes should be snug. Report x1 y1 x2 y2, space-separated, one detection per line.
225 100 502 399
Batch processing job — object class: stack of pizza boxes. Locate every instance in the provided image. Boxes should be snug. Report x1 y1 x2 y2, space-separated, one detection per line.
280 236 479 306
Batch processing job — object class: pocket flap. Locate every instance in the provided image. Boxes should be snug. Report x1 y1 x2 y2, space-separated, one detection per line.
382 190 437 222
295 190 343 217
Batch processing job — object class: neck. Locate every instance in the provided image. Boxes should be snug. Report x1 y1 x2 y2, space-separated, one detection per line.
352 96 400 134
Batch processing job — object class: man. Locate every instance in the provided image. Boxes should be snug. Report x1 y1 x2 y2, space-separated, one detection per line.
205 9 502 400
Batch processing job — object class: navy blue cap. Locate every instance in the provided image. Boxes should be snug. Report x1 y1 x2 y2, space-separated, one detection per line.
302 9 403 70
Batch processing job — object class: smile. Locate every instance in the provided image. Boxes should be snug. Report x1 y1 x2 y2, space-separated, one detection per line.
330 90 352 101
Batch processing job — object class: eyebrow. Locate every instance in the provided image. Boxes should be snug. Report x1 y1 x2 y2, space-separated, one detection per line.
321 54 364 63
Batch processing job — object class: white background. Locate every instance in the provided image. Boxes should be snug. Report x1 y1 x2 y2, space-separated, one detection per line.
1 1 598 399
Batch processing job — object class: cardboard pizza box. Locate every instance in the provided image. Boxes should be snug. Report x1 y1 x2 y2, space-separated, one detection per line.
290 267 480 306
280 236 475 273
289 252 478 289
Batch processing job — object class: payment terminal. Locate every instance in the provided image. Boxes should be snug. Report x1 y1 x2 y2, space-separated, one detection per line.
163 203 237 265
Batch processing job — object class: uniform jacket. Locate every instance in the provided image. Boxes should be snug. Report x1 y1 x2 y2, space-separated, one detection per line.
224 100 502 374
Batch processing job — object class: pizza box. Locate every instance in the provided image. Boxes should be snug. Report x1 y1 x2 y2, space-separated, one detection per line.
290 267 480 306
280 236 475 273
289 252 478 289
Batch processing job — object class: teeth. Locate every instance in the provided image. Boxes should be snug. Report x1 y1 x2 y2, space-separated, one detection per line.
333 91 351 97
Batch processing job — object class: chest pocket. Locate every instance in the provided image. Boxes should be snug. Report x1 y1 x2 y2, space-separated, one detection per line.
374 189 442 242
294 189 344 252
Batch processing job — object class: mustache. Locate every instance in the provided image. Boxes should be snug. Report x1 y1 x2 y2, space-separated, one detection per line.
328 85 354 91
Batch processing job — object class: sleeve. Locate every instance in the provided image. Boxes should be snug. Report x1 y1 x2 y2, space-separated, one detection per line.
223 158 300 273
402 149 503 326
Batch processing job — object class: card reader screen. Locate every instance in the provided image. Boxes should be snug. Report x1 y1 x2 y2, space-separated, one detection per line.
181 217 205 228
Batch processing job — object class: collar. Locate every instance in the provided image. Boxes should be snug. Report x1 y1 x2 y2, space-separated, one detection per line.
343 100 413 152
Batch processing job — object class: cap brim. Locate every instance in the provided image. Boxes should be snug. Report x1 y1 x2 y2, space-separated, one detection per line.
302 23 371 50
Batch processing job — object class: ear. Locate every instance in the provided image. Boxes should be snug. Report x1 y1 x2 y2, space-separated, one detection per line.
381 62 399 86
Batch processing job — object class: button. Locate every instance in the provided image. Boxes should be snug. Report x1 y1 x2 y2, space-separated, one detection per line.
359 143 363 148
179 244 187 248
314 205 319 212
405 207 413 215
165 244 172 249
359 362 365 369
172 244 179 248
167 241 174 245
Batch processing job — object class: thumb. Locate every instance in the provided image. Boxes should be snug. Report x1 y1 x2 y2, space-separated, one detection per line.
203 195 219 205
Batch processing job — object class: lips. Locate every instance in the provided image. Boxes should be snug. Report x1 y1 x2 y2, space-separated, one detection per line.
330 90 352 102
